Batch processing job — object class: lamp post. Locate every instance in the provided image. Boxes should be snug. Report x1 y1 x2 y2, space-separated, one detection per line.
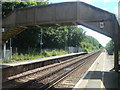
2 28 6 59
10 38 12 59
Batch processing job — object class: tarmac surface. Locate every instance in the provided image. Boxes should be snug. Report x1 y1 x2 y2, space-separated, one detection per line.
73 52 120 89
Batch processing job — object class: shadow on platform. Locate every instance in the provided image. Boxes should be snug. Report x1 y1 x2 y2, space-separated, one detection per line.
83 71 120 89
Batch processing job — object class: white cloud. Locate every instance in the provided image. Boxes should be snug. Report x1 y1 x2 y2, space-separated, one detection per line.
114 6 118 15
103 0 111 3
103 0 119 3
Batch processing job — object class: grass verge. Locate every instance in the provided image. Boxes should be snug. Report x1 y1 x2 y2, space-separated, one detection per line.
4 49 67 63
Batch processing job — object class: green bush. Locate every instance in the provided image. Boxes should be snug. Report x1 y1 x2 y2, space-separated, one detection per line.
42 50 52 57
52 50 57 56
105 40 114 55
84 48 88 53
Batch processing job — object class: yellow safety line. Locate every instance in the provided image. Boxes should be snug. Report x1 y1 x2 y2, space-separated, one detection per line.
73 53 102 89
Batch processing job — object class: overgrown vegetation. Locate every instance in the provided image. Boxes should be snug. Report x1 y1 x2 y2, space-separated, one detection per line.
4 50 67 63
105 40 120 61
105 40 114 55
81 35 103 52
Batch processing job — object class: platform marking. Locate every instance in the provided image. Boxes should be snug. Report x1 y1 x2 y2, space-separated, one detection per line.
100 53 105 89
73 53 102 89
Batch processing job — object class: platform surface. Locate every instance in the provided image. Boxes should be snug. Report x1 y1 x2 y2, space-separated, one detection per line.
1 52 84 68
73 52 120 89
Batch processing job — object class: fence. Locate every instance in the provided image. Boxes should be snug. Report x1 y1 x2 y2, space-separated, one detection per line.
65 47 83 53
2 48 12 61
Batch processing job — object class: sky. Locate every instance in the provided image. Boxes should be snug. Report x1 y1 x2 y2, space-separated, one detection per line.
48 0 119 47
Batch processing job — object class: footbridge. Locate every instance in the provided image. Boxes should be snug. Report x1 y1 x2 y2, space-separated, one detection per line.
2 2 120 71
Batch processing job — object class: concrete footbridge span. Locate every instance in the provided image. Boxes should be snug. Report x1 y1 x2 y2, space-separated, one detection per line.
2 2 120 71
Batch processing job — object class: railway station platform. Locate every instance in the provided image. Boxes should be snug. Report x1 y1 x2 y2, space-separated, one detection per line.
1 52 84 67
73 52 120 89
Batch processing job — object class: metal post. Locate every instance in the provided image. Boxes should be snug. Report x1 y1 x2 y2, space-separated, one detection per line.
40 28 43 54
3 43 6 59
10 38 12 59
68 30 70 53
113 11 119 72
114 41 119 72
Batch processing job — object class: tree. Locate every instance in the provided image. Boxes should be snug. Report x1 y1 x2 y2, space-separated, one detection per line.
67 26 85 47
42 26 85 49
81 35 102 52
10 25 86 53
105 40 114 55
2 2 48 18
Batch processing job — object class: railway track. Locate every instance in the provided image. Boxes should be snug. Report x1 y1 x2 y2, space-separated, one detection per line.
28 51 101 90
53 51 101 89
2 51 101 90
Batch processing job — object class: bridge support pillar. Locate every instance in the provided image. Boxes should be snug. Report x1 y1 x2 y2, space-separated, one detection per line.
114 41 119 72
